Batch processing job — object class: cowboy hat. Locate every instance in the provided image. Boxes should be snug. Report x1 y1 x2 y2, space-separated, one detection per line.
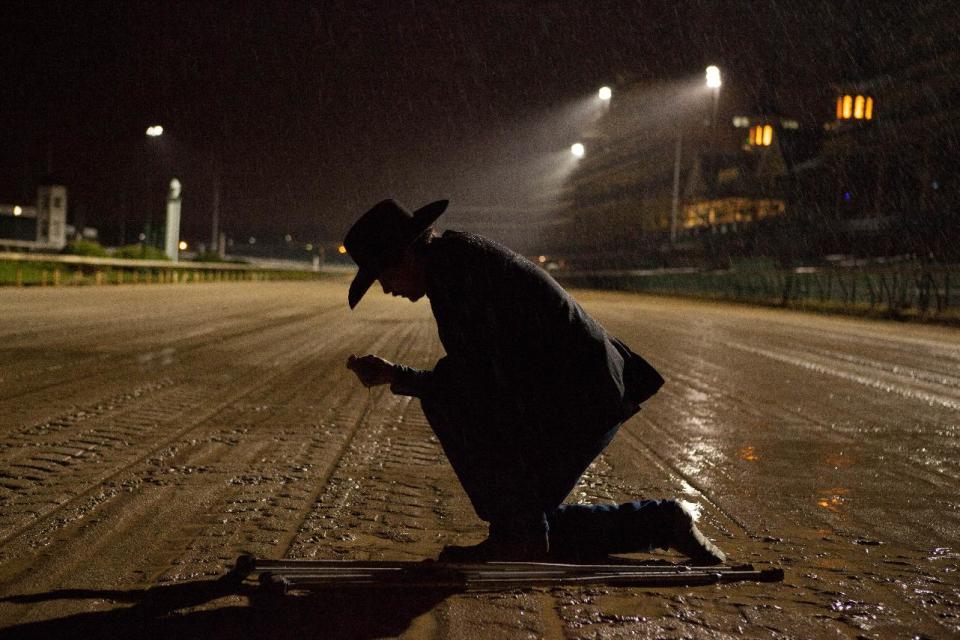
343 198 448 309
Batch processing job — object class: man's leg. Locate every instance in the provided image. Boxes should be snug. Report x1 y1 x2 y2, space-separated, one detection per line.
420 386 550 558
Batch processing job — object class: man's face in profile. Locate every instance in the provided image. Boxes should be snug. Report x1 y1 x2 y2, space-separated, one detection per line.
378 252 426 302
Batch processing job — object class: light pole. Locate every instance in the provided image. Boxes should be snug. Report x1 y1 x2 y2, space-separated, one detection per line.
143 125 166 249
145 125 224 258
670 130 683 244
706 65 722 128
671 66 722 245
145 126 183 261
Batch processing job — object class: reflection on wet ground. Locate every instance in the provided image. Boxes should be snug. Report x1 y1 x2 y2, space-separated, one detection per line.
591 292 960 638
816 487 848 513
0 285 958 638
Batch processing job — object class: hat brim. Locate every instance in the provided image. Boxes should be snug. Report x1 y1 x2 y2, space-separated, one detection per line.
348 267 377 309
347 199 448 309
412 199 448 227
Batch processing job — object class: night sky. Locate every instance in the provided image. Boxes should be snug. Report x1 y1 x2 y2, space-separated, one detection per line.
1 1 907 248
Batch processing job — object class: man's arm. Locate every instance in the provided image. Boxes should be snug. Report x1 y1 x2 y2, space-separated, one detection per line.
346 354 433 398
390 364 433 398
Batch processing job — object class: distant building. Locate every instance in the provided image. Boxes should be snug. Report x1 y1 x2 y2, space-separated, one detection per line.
550 80 708 268
0 183 68 251
682 114 815 234
815 0 960 259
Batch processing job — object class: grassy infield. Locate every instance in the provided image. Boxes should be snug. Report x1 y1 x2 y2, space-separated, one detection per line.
0 261 321 287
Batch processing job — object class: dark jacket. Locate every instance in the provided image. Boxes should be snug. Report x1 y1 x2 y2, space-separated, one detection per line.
395 231 663 437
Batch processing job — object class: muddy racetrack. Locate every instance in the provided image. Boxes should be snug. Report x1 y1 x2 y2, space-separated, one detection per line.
0 279 958 638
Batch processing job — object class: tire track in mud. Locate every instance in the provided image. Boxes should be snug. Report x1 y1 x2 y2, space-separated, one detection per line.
598 306 960 529
276 318 574 639
0 318 414 611
283 318 452 560
0 324 325 557
597 302 960 425
3 287 957 638
0 309 416 623
0 304 340 406
0 304 267 381
147 320 424 584
587 298 960 638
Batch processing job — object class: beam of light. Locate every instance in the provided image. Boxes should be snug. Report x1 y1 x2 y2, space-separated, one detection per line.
570 142 585 158
598 86 612 101
705 65 722 88
146 125 164 137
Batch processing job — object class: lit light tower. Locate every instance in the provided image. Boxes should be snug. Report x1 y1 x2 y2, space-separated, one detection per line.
146 125 225 258
705 65 722 129
143 125 166 249
671 66 723 244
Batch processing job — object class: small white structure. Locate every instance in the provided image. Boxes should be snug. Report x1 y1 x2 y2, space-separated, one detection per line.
36 184 68 249
0 183 68 250
164 178 182 262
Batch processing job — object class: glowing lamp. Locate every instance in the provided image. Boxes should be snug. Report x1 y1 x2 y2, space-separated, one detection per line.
706 65 722 89
146 125 164 137
598 86 612 101
571 143 585 158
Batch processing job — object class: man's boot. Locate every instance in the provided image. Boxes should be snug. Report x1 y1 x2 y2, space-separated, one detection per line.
664 501 726 565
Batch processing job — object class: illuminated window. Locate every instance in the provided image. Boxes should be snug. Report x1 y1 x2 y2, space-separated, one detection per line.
854 95 864 119
837 94 875 121
749 125 773 146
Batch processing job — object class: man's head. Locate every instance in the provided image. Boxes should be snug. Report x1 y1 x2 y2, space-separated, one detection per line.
343 198 447 309
376 236 431 302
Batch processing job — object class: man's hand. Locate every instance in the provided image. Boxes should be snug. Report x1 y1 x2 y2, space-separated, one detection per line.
346 354 397 388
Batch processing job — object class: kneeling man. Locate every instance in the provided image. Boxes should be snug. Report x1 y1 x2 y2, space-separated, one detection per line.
344 199 725 564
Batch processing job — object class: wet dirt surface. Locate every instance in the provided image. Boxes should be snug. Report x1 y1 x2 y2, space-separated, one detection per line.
0 280 957 639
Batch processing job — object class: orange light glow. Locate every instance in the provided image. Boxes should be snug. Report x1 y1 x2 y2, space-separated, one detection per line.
865 96 874 120
842 95 852 119
740 446 759 462
816 488 849 513
854 95 864 119
762 125 773 146
836 97 843 119
337 245 347 254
